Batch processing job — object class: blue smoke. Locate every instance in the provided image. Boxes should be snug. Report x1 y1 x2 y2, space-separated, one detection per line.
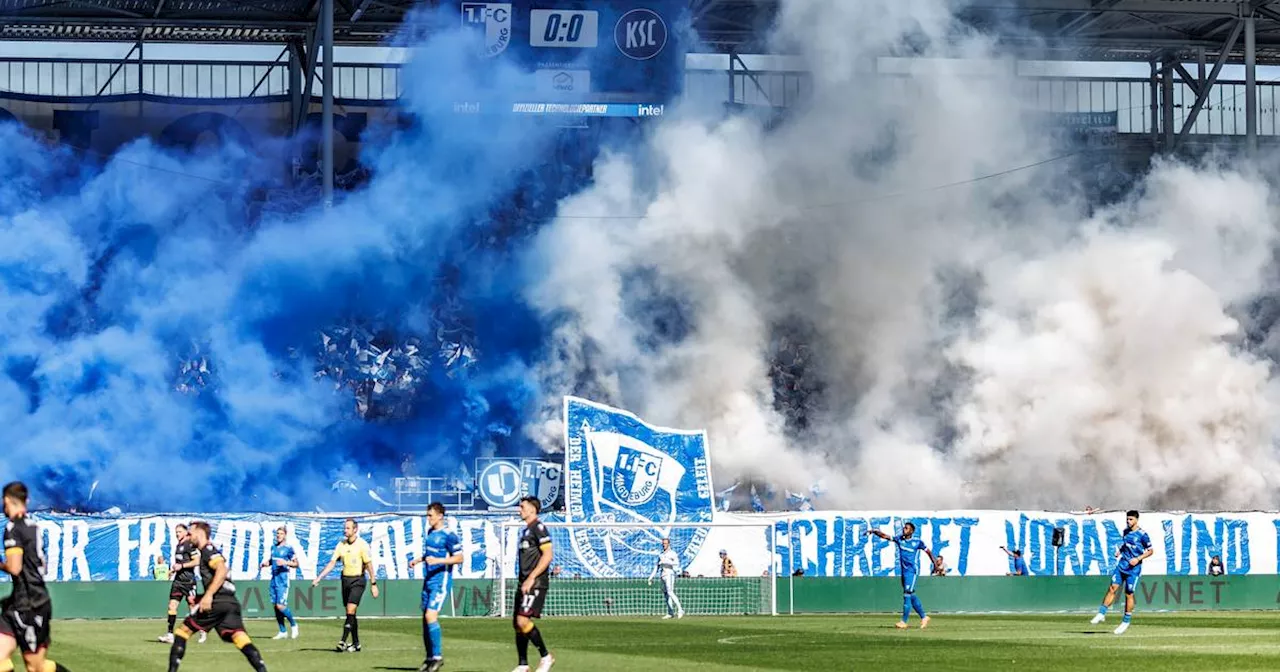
0 5 673 513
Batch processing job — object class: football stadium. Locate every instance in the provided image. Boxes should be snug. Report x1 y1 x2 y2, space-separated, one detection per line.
3 0 1280 670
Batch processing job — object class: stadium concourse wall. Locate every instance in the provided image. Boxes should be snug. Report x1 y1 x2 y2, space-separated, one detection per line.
46 575 1280 620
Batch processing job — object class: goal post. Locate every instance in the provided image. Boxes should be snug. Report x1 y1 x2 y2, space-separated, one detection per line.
493 521 778 618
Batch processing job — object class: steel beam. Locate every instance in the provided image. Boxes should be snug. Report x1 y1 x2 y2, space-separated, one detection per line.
1246 13 1258 154
322 0 334 207
1172 62 1200 98
966 0 1264 14
1149 58 1159 148
1055 0 1123 36
86 40 140 110
1177 19 1245 146
1161 55 1174 149
293 26 318 133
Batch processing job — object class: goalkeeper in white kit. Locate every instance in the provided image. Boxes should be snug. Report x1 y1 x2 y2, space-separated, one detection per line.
647 538 685 619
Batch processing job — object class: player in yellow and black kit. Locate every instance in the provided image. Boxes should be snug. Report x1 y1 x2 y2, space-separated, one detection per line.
511 496 555 672
159 523 205 644
166 521 268 672
313 518 379 652
0 481 71 672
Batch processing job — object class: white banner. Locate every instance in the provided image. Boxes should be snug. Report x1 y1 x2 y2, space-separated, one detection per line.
724 510 1267 578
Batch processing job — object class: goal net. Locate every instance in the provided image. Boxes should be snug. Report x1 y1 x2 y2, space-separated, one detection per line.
492 521 777 618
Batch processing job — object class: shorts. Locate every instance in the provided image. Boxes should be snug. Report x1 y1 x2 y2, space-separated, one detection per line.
0 603 53 654
170 579 197 603
900 570 918 595
341 576 367 607
513 583 548 620
183 596 246 637
268 578 290 607
1110 564 1142 594
421 575 452 613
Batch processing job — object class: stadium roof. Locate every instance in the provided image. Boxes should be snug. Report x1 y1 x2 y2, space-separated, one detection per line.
1 0 1279 64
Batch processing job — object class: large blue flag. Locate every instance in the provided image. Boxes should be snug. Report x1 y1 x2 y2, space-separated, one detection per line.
562 396 714 577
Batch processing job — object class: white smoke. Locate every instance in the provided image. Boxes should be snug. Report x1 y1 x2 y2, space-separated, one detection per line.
525 0 1280 510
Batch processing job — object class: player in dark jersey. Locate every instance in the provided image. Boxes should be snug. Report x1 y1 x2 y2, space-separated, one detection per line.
166 521 268 672
0 481 71 672
511 496 554 672
159 523 205 644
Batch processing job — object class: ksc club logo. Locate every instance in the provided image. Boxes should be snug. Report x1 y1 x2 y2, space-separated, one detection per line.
461 2 512 57
563 397 714 578
614 8 667 60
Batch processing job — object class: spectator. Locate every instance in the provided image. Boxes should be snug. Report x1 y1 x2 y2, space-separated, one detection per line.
1000 546 1028 576
719 550 738 578
1208 555 1225 576
931 555 950 576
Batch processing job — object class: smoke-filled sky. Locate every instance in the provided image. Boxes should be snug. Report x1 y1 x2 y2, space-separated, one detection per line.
4 0 1280 513
527 0 1280 512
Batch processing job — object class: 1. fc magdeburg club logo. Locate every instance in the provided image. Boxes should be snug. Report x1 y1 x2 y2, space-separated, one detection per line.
461 2 512 57
564 398 714 579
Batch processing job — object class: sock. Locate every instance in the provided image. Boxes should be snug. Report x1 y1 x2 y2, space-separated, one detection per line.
167 613 177 634
240 643 268 672
911 595 926 618
41 662 71 672
516 630 530 665
168 635 189 672
350 614 360 646
281 607 296 626
423 617 432 657
1122 612 1132 623
902 595 912 622
1099 604 1109 615
341 614 353 643
428 621 442 659
275 607 286 631
527 626 548 658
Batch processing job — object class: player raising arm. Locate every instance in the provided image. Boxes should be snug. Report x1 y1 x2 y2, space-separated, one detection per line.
313 518 379 652
260 526 300 640
167 521 268 672
407 502 463 672
0 482 72 672
512 496 554 672
867 522 934 630
647 538 684 619
1090 510 1153 635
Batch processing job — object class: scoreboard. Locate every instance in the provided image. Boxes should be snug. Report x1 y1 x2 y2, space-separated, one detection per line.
450 0 684 118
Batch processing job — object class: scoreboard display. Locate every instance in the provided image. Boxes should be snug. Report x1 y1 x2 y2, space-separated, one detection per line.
451 0 684 118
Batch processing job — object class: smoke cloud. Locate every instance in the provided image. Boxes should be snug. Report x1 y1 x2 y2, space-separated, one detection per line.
0 9 575 512
527 0 1280 511
4 0 1280 514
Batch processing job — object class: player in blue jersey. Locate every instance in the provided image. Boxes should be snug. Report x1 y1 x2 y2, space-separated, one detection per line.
260 526 299 640
1090 510 1153 634
867 522 934 629
407 502 463 672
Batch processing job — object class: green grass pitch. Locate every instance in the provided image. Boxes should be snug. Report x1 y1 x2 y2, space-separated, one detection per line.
18 613 1280 671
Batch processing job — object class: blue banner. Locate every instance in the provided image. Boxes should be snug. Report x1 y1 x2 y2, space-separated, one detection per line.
5 509 1278 583
562 396 715 578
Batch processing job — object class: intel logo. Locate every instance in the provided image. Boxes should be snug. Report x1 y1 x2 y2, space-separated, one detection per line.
637 104 665 117
615 8 667 60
